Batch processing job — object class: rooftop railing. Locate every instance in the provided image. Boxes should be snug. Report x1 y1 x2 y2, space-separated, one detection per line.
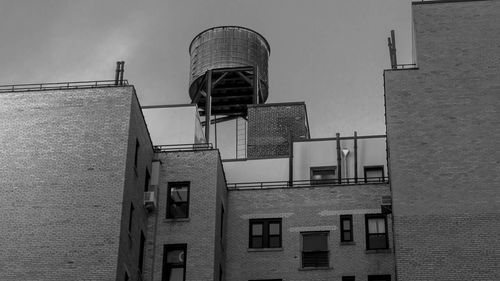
153 143 214 153
227 177 388 190
0 80 129 93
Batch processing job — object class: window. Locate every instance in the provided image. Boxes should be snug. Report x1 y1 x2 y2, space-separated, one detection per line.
134 140 140 168
220 204 225 244
340 215 353 242
364 166 384 183
342 277 355 281
162 244 186 281
310 166 336 185
124 272 129 281
139 231 145 274
128 203 134 233
365 214 388 250
249 280 282 281
166 182 190 219
368 275 391 281
249 219 282 248
301 232 329 268
144 169 150 192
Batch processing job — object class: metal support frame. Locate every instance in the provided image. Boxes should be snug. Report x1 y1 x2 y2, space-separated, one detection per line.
205 69 212 143
354 131 358 183
336 133 342 184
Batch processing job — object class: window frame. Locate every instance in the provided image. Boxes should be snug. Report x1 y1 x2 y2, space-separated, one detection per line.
134 139 140 168
340 215 353 242
368 275 391 281
162 244 187 281
249 218 282 249
364 165 385 183
139 231 146 275
310 166 337 185
301 231 330 268
166 182 190 219
365 214 389 250
128 203 134 234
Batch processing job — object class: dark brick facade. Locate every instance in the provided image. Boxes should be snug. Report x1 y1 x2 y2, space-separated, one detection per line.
384 1 500 280
225 184 394 281
0 86 153 281
247 103 310 159
144 149 227 281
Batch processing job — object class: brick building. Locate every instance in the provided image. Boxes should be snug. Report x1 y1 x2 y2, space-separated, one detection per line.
0 1 498 281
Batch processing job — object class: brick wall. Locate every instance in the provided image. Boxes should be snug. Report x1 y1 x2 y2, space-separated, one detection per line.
116 89 154 281
0 86 140 281
146 149 226 281
225 184 394 281
384 1 500 280
247 103 309 159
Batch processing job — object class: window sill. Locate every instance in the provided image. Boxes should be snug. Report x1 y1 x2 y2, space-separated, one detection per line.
164 218 190 223
365 248 392 254
247 247 283 252
298 267 332 271
339 241 356 246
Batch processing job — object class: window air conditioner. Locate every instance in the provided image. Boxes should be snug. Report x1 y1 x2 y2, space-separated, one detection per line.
144 191 156 211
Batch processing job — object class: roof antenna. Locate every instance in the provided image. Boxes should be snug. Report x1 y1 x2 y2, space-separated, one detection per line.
388 30 397 69
114 61 125 85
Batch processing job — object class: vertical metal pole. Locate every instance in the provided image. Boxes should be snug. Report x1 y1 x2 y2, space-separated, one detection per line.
205 70 212 143
214 115 217 149
119 61 125 85
115 62 120 85
235 118 239 158
288 131 293 187
253 66 259 104
391 30 397 66
354 131 358 183
336 133 342 184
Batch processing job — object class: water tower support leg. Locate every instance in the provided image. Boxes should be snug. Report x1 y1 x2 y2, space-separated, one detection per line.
205 70 212 143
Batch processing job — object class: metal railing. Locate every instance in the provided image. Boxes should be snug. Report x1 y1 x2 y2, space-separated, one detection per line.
154 143 214 152
227 177 388 190
0 80 129 93
393 63 418 70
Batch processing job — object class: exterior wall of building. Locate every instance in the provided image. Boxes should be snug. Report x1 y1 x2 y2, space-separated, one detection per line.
142 105 205 146
247 103 309 159
116 90 154 281
146 149 226 281
0 86 139 281
293 137 387 182
384 1 500 280
225 184 394 281
222 158 289 183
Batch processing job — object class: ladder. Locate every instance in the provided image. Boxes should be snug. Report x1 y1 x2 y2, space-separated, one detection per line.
236 117 247 159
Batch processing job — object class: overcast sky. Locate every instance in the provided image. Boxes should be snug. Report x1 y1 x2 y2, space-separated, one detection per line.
0 0 413 137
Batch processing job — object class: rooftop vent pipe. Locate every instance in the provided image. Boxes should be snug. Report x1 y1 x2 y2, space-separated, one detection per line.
115 61 125 85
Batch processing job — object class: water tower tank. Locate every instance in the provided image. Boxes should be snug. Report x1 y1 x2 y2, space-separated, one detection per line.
189 26 270 115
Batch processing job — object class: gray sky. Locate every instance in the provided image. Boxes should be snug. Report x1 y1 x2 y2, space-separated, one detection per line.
0 0 413 137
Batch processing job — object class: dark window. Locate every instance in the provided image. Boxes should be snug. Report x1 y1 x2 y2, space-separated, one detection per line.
134 140 140 168
249 219 282 248
144 169 150 192
340 215 353 242
128 203 134 233
342 277 355 281
124 272 129 281
162 244 187 281
365 214 388 250
368 275 391 281
220 205 225 244
249 280 282 281
310 166 336 185
364 166 384 183
139 231 145 274
166 182 190 219
219 264 223 281
301 232 329 268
